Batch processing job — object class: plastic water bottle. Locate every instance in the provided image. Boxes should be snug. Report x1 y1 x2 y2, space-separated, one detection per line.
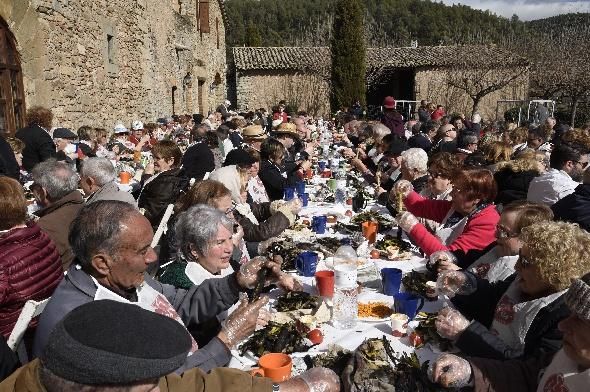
335 179 347 205
332 239 358 329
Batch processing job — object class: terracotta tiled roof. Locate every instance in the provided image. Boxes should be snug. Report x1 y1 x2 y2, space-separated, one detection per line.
232 45 528 73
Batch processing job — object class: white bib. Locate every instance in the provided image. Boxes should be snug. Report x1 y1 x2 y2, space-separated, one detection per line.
537 349 590 392
435 208 469 246
468 246 519 283
490 279 566 357
92 277 198 354
248 176 270 203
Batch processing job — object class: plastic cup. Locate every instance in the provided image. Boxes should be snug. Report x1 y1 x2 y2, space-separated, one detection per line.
250 353 292 382
361 221 379 244
295 181 306 195
381 268 402 296
393 292 425 320
390 313 409 337
327 179 337 191
284 187 295 201
295 251 319 277
119 171 131 184
315 270 335 297
312 215 327 234
299 192 309 207
318 161 327 171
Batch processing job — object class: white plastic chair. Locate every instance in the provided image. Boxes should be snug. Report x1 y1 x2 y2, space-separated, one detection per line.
7 298 50 351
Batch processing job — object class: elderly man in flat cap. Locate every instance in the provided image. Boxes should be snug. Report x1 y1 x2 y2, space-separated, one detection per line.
33 200 299 373
429 271 590 391
2 300 339 391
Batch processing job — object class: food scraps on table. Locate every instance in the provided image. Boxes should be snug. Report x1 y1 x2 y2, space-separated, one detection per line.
414 312 454 351
350 211 394 232
275 291 320 312
304 345 352 377
373 235 411 259
238 321 311 357
402 270 439 301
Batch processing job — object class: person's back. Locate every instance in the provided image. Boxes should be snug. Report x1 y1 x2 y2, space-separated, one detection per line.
15 106 56 172
182 140 215 181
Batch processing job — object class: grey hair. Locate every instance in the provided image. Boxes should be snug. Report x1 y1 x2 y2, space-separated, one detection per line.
80 158 116 186
32 159 79 202
175 204 233 261
371 123 391 144
401 148 428 173
69 201 139 270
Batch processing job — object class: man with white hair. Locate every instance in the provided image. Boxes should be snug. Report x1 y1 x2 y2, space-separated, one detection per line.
32 159 85 270
80 157 137 206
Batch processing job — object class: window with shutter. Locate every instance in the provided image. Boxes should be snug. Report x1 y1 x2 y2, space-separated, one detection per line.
0 19 25 136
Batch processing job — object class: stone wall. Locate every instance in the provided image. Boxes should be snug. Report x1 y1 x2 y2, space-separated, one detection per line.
415 67 529 121
1 0 226 132
235 70 330 116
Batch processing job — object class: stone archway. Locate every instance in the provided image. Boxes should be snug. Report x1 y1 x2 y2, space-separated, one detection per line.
0 18 25 136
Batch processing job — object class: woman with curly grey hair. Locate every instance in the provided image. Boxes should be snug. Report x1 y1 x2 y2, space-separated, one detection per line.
434 221 590 361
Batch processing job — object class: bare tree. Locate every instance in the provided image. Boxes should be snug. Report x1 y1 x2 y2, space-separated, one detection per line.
446 65 528 117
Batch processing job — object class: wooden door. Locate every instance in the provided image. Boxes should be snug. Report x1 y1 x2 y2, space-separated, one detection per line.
0 20 25 136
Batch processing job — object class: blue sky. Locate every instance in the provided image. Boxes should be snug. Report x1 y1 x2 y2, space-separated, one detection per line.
440 0 590 21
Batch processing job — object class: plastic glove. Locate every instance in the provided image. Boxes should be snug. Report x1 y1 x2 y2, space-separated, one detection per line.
436 271 476 298
298 367 340 392
220 293 268 348
428 250 459 273
286 197 303 215
396 211 419 232
436 307 470 340
428 354 472 388
392 179 414 199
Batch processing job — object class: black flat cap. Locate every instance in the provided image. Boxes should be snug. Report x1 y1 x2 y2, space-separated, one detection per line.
41 300 191 385
53 128 77 139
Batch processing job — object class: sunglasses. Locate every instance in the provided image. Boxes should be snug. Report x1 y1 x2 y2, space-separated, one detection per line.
495 225 519 239
576 161 589 169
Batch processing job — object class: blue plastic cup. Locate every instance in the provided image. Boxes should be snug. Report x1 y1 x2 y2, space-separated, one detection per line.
284 187 295 201
381 268 403 296
312 215 327 234
393 292 425 320
299 192 309 207
295 181 306 195
295 251 319 277
318 161 327 171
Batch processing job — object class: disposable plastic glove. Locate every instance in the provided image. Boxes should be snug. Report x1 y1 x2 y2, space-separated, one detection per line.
428 354 472 388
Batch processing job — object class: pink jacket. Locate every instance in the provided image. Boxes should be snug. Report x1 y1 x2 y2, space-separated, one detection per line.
404 191 499 257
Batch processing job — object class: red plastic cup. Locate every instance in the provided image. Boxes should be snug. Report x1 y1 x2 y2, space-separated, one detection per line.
362 221 379 244
315 270 335 297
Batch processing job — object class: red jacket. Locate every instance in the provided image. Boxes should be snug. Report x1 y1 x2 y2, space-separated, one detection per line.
404 191 499 257
0 224 63 339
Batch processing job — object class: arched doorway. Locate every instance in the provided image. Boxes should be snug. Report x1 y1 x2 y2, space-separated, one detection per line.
0 19 25 136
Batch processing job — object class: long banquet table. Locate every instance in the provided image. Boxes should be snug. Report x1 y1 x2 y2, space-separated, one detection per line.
228 194 447 374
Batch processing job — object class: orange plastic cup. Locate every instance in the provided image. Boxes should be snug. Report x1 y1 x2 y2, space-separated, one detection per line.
315 270 335 297
119 171 132 184
362 221 379 244
250 353 292 382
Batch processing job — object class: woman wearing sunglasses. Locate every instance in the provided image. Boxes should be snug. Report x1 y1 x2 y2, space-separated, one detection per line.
452 201 552 282
434 221 590 360
393 168 499 268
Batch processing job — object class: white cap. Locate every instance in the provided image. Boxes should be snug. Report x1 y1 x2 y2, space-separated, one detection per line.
113 123 129 134
132 120 144 130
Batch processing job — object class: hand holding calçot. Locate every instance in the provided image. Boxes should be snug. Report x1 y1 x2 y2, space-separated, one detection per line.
436 271 476 298
428 354 472 388
391 179 413 199
435 307 470 340
219 293 268 348
396 211 419 232
429 250 460 273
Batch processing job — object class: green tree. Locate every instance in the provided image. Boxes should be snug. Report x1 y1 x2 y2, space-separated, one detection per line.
245 23 263 47
330 0 366 111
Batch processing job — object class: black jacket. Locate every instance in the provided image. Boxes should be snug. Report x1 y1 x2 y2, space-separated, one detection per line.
495 169 539 206
0 136 20 180
138 168 190 229
259 160 287 201
452 273 568 360
408 133 432 153
15 124 56 171
181 141 215 181
552 184 590 232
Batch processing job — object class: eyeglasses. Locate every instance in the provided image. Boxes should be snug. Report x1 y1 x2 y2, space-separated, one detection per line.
428 171 447 179
224 204 236 217
495 225 519 239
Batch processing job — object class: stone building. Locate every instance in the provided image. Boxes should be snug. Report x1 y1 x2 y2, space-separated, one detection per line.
233 45 529 119
0 0 228 135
